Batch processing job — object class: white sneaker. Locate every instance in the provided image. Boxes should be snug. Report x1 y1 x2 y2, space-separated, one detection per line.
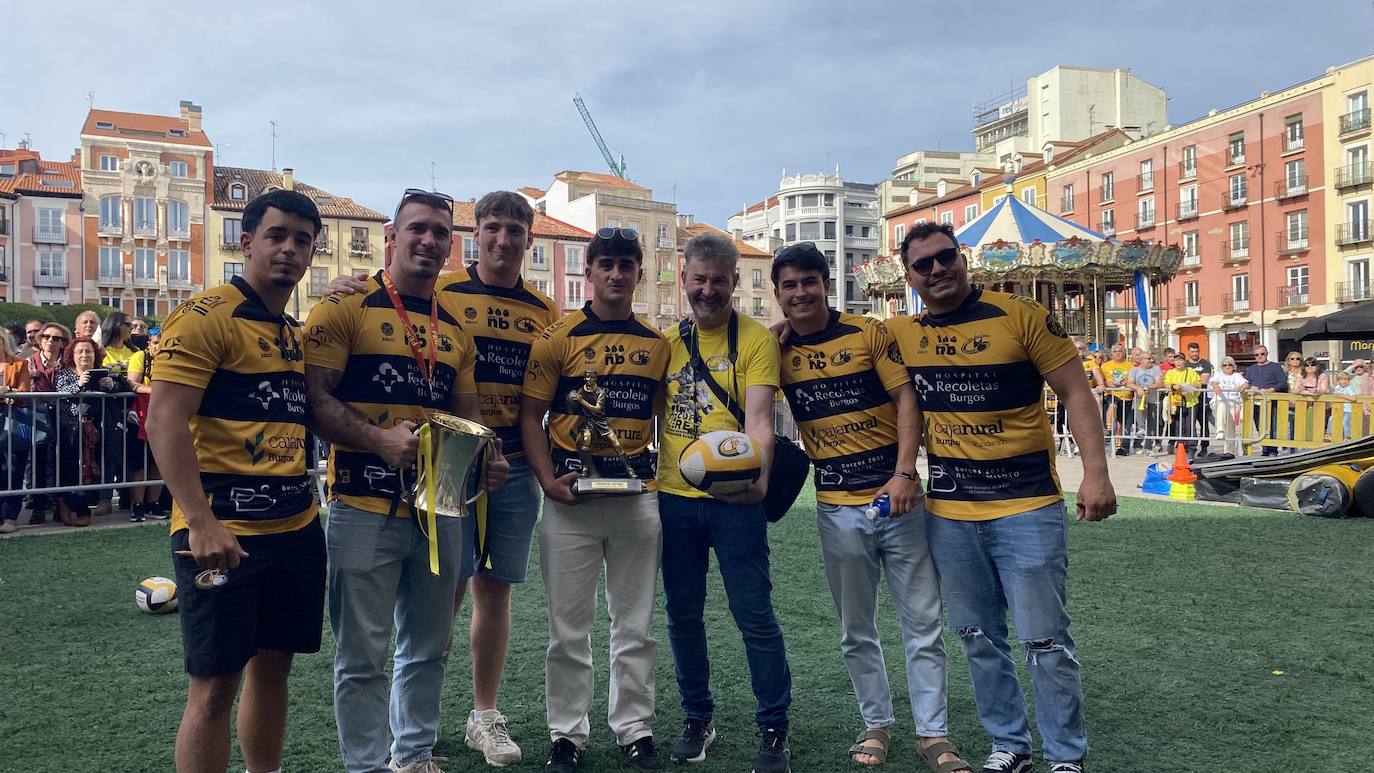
0 522 16 534
388 756 448 773
465 709 522 767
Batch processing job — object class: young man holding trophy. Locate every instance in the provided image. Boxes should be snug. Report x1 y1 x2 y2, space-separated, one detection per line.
519 228 669 772
303 188 509 773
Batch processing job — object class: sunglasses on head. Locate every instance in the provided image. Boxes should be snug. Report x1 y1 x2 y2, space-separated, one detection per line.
774 241 822 260
908 246 960 276
395 187 454 218
596 227 639 242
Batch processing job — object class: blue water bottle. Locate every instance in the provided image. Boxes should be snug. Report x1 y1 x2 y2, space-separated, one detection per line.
864 494 891 521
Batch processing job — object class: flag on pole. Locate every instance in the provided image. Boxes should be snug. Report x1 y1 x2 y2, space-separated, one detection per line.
908 285 924 316
1133 270 1150 336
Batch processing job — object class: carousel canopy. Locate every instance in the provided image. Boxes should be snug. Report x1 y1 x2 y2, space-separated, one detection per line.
956 194 1107 248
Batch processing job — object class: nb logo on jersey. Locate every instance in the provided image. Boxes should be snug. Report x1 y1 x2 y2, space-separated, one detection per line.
487 307 510 330
935 334 958 356
806 352 828 370
604 344 626 365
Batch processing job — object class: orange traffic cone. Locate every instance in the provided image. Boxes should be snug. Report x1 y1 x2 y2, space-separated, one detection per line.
1167 442 1197 500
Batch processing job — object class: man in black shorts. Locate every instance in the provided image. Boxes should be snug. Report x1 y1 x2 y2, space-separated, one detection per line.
147 189 325 773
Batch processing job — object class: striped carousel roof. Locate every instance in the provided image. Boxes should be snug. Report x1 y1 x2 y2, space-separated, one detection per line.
955 194 1107 249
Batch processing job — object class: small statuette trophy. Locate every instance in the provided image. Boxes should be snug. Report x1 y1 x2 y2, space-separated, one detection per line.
568 370 645 495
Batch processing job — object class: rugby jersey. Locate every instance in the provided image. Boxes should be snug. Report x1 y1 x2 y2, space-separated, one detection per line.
304 271 477 516
522 304 668 487
154 276 316 536
659 313 780 499
438 264 557 459
891 288 1078 521
780 311 908 506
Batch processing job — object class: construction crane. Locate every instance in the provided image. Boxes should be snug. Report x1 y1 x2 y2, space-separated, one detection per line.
573 94 627 179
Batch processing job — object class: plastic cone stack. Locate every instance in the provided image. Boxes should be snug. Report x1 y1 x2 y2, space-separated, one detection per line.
1167 442 1196 500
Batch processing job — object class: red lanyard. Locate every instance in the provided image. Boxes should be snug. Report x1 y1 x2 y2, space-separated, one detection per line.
379 270 439 403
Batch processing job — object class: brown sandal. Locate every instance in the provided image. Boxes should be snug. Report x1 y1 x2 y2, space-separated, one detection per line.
917 740 973 773
848 727 890 766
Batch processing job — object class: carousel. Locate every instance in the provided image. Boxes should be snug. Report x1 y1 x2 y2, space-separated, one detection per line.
855 193 1184 347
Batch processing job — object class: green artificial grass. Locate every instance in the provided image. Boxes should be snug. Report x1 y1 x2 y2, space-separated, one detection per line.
1 488 1372 772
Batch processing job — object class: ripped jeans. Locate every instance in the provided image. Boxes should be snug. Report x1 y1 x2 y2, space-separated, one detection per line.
924 501 1087 764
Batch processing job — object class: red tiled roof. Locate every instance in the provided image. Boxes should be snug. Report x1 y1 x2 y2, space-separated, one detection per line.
450 200 593 241
676 222 771 258
210 166 387 221
82 108 212 148
0 150 82 198
517 186 546 200
553 170 647 191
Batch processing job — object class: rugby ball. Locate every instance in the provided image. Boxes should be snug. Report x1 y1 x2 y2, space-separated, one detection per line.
679 431 762 496
135 576 178 614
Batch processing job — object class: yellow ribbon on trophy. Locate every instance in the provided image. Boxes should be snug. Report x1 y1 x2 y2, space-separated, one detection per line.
418 423 440 576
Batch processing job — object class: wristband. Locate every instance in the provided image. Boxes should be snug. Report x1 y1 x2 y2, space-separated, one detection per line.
892 470 917 481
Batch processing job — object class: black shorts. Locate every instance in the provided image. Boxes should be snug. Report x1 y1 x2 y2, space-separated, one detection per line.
171 518 326 677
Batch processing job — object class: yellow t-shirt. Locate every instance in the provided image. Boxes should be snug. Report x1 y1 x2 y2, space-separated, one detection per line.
659 313 781 499
779 311 907 506
304 272 478 517
522 304 669 486
1101 359 1133 400
103 344 137 369
890 289 1078 522
1162 366 1201 408
153 276 316 536
127 349 153 385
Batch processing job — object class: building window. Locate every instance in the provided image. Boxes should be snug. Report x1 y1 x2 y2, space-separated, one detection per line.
134 298 157 318
823 193 834 206
799 221 820 240
605 218 619 228
964 204 980 222
565 277 584 306
530 245 546 268
565 246 584 273
38 208 64 238
1180 185 1199 218
38 250 64 278
1228 132 1245 166
463 236 478 262
894 223 906 244
134 248 157 280
1181 145 1197 178
99 154 119 172
169 249 189 282
1139 159 1154 192
99 295 121 310
230 184 246 200
1138 196 1155 228
1100 209 1115 234
940 212 953 226
133 197 157 234
786 196 797 209
1021 188 1036 206
99 246 122 279
657 223 670 246
223 218 242 246
785 223 796 241
309 267 329 295
1185 281 1199 309
1284 159 1306 195
824 221 836 240
1060 184 1074 213
1100 172 1114 202
223 262 244 283
1286 211 1309 249
99 196 121 229
531 279 549 296
1285 115 1304 151
1288 265 1309 293
1183 231 1199 259
167 200 189 238
752 269 763 289
1229 221 1250 256
0 244 5 280
169 161 189 178
1348 200 1370 242
1228 173 1247 206
1233 274 1250 303
800 193 818 207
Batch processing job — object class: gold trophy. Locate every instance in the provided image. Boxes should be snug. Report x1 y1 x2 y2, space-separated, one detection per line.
568 370 646 495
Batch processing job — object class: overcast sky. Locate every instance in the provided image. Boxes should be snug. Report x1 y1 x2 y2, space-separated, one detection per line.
6 1 1373 226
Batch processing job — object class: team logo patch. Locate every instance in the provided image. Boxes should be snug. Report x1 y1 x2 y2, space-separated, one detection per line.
582 347 596 362
630 349 650 366
919 335 930 351
257 337 271 353
1045 313 1068 338
514 317 537 334
829 349 853 366
706 354 731 372
465 307 478 321
717 435 748 456
961 335 990 354
373 362 403 393
194 569 229 589
792 355 803 370
886 342 904 365
380 322 394 337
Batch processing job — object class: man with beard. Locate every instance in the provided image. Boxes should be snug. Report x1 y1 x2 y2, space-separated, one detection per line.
305 188 509 773
146 189 325 773
657 232 792 773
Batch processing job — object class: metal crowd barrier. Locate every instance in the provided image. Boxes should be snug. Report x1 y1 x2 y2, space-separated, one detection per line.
0 390 159 499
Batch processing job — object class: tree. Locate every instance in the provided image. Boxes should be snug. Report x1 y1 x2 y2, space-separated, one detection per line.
0 302 55 326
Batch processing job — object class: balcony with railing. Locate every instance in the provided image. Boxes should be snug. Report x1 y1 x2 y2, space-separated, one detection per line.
1275 176 1308 200
33 270 67 288
1340 108 1371 135
1178 160 1197 179
1221 238 1250 263
314 239 332 255
168 225 190 240
1227 149 1246 167
98 220 123 237
34 226 66 244
1173 299 1201 318
790 205 837 217
1222 293 1250 313
349 239 372 258
1177 201 1199 220
1335 163 1372 189
1278 285 1310 308
1135 211 1157 230
1097 221 1115 237
1336 279 1373 303
1222 192 1248 211
132 221 157 237
846 236 880 249
97 267 124 284
1181 252 1201 269
656 238 674 250
1335 220 1373 246
221 238 241 251
133 272 160 288
1277 229 1310 254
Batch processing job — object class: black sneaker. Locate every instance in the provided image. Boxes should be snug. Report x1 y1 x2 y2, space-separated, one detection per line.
546 738 582 773
753 728 790 773
620 736 661 770
130 504 146 523
1114 446 1129 457
982 750 1033 773
670 719 716 764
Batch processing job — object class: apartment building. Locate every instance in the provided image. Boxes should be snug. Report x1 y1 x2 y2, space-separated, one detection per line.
446 200 593 315
675 215 783 327
0 145 84 305
1323 55 1374 366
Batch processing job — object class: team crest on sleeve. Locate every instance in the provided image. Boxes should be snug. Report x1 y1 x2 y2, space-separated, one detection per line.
886 342 904 365
1044 313 1069 338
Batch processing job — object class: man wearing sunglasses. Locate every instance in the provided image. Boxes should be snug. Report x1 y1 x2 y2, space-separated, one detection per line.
325 191 559 767
890 222 1114 773
306 187 509 773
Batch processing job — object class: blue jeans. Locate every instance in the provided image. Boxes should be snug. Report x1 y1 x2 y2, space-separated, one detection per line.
658 492 792 731
817 502 947 736
326 502 475 773
924 501 1087 764
476 460 541 583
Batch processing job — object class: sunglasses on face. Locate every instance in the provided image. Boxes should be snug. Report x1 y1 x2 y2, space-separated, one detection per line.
40 334 66 342
596 227 639 242
909 247 960 276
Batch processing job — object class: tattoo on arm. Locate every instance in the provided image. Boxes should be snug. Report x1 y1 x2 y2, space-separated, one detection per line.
305 365 372 446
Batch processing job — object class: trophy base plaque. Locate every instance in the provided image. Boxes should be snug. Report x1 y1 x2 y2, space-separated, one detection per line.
573 478 646 495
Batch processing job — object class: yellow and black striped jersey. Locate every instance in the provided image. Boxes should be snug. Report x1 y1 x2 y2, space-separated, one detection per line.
154 276 316 536
304 271 477 516
779 311 908 506
522 304 668 488
438 264 557 459
891 289 1078 522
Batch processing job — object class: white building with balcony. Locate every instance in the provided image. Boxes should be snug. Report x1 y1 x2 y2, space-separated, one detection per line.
728 169 880 314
